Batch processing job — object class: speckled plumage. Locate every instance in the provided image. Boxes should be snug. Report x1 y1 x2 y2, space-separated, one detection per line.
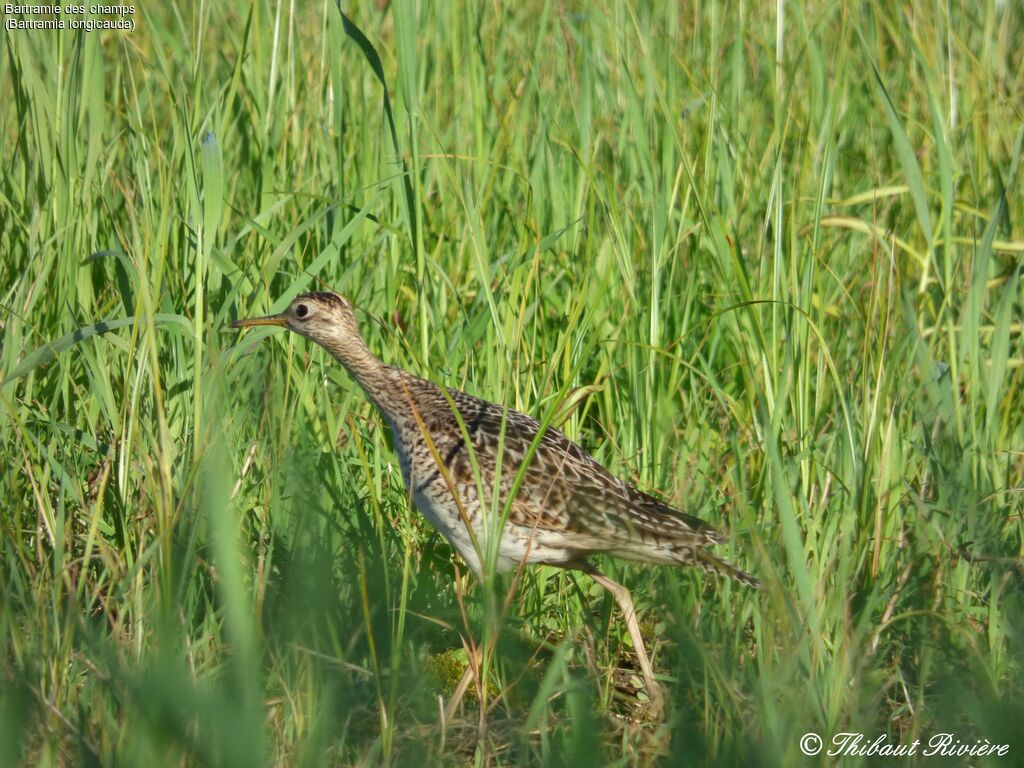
235 290 759 587
234 290 759 713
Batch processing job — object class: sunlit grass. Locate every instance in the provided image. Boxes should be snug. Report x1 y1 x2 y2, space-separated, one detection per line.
2 1 1022 765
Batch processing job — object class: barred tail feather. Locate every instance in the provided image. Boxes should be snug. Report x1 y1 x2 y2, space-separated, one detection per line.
693 548 761 589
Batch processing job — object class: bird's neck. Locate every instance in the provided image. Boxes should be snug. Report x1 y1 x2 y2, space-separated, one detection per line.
320 335 399 416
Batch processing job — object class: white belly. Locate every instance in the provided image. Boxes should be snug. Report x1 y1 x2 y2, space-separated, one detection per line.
391 425 576 575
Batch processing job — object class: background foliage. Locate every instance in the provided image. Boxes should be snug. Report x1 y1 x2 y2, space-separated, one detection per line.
2 0 1022 764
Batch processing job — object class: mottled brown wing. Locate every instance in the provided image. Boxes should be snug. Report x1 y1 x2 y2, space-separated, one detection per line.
427 383 724 549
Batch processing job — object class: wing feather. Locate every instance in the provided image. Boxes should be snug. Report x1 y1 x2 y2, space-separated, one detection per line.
415 381 723 549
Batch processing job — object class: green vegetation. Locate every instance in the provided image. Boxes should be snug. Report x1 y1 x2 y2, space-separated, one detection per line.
2 1 1022 764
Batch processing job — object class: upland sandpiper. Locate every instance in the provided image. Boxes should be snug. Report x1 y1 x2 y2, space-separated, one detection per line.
234 291 759 712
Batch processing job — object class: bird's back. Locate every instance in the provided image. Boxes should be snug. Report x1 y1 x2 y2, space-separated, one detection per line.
378 370 758 585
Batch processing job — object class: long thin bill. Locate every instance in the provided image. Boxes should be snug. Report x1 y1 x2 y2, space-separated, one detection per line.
232 314 287 329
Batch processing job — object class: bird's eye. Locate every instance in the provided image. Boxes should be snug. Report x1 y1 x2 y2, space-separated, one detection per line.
295 304 309 319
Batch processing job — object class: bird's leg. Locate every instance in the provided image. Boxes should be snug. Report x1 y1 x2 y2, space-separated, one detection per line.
585 566 665 715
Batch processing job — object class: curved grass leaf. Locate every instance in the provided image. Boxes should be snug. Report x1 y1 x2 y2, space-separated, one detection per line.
861 33 934 258
3 314 191 386
332 1 417 246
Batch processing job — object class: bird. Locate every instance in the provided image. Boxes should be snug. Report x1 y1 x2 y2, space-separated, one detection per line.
233 290 759 714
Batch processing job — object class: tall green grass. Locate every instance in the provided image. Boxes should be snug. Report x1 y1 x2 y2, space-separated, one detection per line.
2 1 1022 765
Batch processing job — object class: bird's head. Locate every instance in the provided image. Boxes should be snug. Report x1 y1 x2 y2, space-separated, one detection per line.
233 291 361 351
